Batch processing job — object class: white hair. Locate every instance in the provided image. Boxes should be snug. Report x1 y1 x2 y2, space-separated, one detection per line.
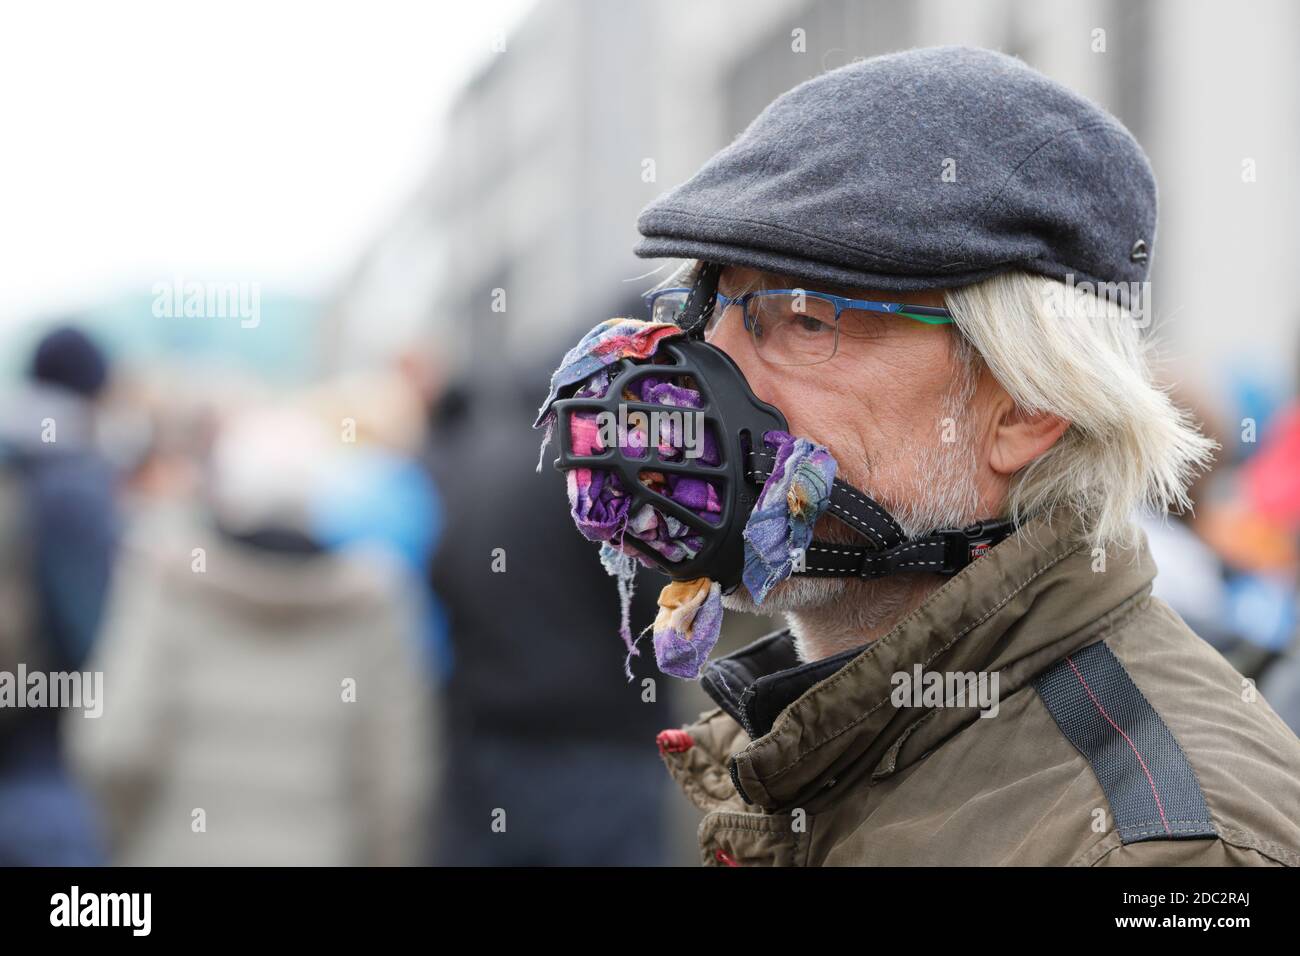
943 270 1218 552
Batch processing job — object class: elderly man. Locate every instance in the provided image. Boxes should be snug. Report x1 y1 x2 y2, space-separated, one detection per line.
671 46 1300 867
542 46 1300 866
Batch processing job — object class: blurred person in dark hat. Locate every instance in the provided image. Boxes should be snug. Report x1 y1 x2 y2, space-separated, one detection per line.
0 323 118 864
428 352 676 865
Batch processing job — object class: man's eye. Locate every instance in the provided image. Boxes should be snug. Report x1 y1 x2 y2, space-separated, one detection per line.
794 314 830 333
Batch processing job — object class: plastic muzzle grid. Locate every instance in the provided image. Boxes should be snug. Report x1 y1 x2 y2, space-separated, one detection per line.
551 338 787 588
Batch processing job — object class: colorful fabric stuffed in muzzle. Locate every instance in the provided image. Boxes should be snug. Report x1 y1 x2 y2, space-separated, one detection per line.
535 302 1016 681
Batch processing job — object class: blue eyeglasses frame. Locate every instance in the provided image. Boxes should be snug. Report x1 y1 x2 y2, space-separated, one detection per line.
644 286 954 329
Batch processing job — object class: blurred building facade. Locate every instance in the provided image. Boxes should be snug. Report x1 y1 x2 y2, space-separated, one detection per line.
331 0 1300 409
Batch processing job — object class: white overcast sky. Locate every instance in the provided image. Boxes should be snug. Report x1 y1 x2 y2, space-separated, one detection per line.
0 0 534 323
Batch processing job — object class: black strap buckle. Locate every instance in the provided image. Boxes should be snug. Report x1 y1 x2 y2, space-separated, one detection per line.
936 520 1014 575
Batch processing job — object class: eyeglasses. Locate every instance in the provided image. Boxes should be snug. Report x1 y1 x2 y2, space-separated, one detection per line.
644 286 954 366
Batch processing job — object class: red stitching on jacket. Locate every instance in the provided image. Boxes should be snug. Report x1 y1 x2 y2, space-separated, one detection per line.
1063 654 1172 837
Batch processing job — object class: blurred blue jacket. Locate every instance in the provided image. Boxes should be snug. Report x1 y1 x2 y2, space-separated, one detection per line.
309 449 452 682
0 383 115 865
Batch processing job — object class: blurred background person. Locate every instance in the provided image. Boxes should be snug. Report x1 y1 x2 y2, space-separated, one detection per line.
67 407 436 865
0 325 117 865
1237 365 1300 731
1138 358 1300 732
427 348 675 866
301 370 453 682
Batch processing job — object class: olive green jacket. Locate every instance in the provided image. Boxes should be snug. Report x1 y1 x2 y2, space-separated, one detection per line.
659 510 1300 866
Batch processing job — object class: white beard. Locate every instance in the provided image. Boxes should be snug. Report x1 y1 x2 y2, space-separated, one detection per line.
725 375 986 662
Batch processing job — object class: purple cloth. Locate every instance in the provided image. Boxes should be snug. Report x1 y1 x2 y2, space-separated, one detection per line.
742 430 837 604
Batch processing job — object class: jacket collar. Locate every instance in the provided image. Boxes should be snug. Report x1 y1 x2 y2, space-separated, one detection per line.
696 508 1157 813
700 632 862 741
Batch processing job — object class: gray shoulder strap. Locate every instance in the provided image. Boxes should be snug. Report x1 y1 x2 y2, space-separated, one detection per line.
1034 640 1217 845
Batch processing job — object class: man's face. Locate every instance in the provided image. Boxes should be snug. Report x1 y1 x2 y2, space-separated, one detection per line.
706 266 995 544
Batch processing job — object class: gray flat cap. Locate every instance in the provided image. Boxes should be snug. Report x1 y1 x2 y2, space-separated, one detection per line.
636 46 1156 298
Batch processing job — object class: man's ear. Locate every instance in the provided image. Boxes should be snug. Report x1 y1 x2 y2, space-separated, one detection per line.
988 401 1070 476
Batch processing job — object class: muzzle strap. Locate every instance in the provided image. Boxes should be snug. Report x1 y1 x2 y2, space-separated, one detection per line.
746 447 905 549
745 446 1016 578
675 261 723 336
800 519 1017 579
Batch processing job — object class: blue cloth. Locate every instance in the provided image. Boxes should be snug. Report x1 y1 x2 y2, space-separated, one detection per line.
310 451 453 681
742 431 836 604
